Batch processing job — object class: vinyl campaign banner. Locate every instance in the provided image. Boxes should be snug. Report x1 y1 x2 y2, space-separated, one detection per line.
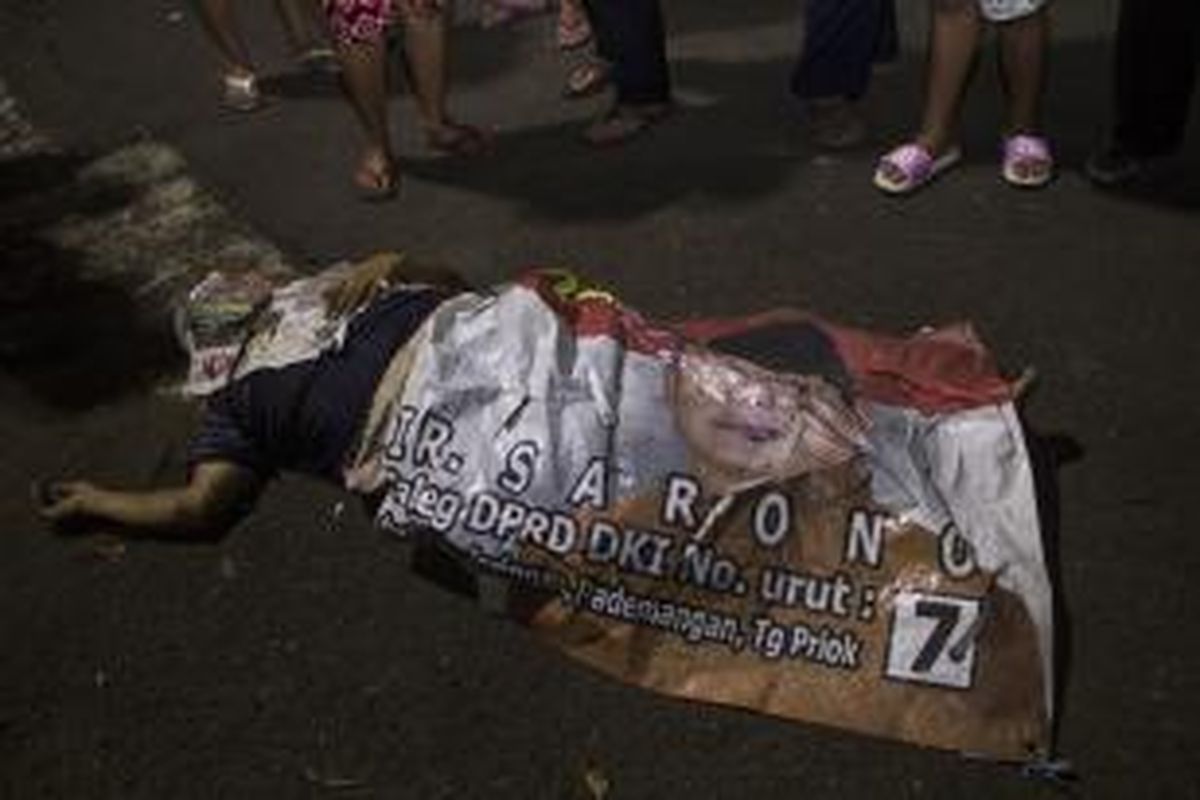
354 270 1055 762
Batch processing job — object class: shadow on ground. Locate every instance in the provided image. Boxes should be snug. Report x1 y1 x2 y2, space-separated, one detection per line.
400 36 1200 217
0 153 183 411
1024 423 1085 746
260 20 533 101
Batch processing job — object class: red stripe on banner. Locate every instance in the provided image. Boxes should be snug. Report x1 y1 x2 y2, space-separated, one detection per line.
676 310 1014 413
519 270 682 358
518 273 1014 413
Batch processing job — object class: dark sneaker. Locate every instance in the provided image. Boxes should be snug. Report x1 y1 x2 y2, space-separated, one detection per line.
1084 144 1147 187
807 98 867 150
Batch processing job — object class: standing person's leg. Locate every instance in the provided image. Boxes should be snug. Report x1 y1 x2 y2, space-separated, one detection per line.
1087 0 1198 184
582 0 618 66
326 0 396 196
275 0 338 68
875 0 981 192
561 0 610 100
581 0 671 144
996 6 1053 186
997 9 1047 135
336 36 397 196
914 0 982 155
873 0 899 67
611 0 670 106
401 1 491 154
327 0 488 196
790 0 891 148
196 0 262 110
197 0 254 75
1115 0 1197 156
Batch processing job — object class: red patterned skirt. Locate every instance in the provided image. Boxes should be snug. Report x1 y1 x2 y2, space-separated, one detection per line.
324 0 395 45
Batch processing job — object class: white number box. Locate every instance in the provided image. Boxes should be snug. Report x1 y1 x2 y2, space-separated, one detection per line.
884 592 982 690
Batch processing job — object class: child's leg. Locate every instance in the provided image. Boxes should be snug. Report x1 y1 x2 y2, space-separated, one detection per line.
197 0 255 77
402 3 491 154
875 0 979 190
915 0 983 154
335 37 395 190
402 8 449 131
996 6 1052 185
997 7 1048 135
790 0 892 149
274 0 332 55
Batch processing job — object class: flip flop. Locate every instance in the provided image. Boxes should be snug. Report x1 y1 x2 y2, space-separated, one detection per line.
425 122 493 157
1002 134 1054 189
873 142 962 195
220 73 265 113
583 103 671 147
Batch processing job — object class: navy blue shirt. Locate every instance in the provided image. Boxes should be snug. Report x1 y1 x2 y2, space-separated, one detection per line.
188 289 447 483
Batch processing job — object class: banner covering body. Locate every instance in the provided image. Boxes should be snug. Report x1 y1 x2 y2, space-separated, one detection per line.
353 271 1055 761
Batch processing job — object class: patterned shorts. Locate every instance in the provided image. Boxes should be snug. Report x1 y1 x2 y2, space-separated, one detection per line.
978 0 1048 22
324 0 395 44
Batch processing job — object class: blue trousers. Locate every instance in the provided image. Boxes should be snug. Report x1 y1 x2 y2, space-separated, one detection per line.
583 0 670 105
790 0 897 102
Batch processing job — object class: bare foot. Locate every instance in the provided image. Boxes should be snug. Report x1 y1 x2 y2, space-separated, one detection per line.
354 147 397 201
423 121 493 157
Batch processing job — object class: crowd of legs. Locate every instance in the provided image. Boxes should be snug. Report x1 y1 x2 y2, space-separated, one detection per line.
191 0 1196 199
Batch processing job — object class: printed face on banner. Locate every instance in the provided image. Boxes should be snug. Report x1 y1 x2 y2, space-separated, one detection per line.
671 347 867 489
673 348 801 480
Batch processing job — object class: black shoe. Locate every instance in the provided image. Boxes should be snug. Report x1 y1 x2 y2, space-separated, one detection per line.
1084 144 1147 187
807 98 867 150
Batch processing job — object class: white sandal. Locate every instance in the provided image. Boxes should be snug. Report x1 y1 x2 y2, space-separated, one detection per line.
1001 134 1054 188
873 142 963 195
221 73 263 113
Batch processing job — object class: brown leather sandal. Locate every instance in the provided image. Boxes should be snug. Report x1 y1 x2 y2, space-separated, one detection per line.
424 122 493 157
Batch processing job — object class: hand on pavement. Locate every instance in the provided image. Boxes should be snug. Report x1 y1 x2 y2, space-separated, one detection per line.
34 481 101 528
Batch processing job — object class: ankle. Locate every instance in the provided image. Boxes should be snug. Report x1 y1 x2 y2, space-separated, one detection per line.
915 131 953 156
1004 123 1042 138
223 65 256 82
363 144 393 161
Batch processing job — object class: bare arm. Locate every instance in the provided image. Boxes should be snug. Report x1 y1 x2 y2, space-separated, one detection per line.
38 460 263 541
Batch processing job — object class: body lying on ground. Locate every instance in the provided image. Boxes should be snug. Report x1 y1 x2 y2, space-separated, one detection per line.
39 253 466 538
36 254 1057 764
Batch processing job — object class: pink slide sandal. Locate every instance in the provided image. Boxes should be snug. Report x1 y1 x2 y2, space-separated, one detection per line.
1001 134 1054 189
873 143 963 196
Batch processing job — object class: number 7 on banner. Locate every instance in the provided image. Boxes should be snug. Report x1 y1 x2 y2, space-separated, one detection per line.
884 592 983 690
